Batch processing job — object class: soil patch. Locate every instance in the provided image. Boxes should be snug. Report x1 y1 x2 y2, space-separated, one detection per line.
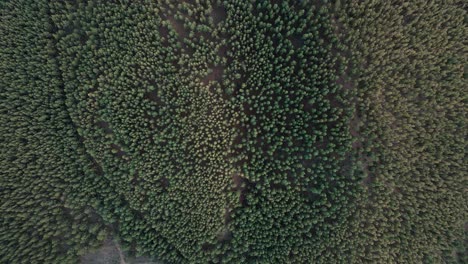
289 35 304 49
81 239 122 264
168 16 188 39
201 65 224 86
211 5 227 25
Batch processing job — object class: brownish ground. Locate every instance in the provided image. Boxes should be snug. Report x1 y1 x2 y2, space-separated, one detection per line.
81 239 161 264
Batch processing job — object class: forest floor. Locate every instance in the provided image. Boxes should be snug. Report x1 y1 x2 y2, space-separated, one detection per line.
81 239 122 264
81 238 161 264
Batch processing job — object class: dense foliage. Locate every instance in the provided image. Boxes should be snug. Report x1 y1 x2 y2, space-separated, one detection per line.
1 0 465 263
0 1 108 263
336 1 467 262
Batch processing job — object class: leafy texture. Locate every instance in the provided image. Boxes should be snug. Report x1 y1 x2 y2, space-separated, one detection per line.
0 0 465 263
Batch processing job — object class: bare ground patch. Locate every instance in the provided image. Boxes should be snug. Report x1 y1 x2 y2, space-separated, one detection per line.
201 65 224 86
211 5 227 25
289 35 304 49
81 239 161 264
96 120 113 134
81 239 122 264
166 16 188 39
144 90 163 105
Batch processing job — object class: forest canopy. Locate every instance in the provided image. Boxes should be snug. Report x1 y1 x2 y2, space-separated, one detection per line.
0 0 466 263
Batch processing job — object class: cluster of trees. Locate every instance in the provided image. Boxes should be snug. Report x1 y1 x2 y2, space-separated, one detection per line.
50 0 359 262
1 0 464 263
334 0 466 263
0 1 108 263
217 1 362 262
51 1 236 262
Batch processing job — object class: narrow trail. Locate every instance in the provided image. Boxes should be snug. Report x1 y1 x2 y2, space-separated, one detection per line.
114 240 126 264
